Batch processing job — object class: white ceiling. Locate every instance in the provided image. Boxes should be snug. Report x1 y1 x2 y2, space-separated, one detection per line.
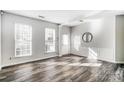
4 10 124 26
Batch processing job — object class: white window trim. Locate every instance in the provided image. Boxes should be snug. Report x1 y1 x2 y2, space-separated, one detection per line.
45 28 56 53
14 23 32 57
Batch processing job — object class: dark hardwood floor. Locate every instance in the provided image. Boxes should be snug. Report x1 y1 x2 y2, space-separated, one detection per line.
0 55 124 82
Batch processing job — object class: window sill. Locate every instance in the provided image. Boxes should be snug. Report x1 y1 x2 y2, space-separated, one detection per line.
44 52 56 54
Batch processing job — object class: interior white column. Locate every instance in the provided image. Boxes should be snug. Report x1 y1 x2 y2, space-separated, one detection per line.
58 24 63 57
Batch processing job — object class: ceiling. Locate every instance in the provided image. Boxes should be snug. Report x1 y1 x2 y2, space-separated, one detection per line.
4 10 124 26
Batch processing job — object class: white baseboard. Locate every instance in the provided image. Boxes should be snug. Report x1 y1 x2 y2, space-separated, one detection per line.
97 58 115 63
71 53 116 63
115 61 124 64
1 55 58 68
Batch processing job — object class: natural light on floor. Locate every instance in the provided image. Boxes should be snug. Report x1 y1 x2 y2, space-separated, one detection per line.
88 48 98 59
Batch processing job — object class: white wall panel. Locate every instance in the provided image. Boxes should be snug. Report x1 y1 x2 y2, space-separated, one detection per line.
116 15 124 62
98 48 115 62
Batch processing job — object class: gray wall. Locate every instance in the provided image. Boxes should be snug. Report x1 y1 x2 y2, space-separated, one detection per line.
1 12 59 67
116 15 124 62
1 12 123 67
71 15 115 62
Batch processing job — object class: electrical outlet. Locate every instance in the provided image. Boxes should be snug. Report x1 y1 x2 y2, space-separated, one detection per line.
10 57 12 60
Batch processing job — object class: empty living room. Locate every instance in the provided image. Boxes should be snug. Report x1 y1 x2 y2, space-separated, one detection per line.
1 0 124 93
0 10 124 82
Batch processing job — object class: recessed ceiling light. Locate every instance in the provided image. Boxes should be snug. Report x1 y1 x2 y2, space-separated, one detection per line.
79 20 83 22
38 15 45 19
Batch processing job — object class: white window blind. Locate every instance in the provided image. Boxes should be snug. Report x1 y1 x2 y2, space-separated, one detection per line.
45 28 56 53
15 23 32 57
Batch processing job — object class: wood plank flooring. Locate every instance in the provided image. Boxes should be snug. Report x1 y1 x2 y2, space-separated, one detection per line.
0 55 124 82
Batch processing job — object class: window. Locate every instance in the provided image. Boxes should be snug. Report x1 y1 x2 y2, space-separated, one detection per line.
62 34 69 45
45 28 56 53
15 23 32 57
